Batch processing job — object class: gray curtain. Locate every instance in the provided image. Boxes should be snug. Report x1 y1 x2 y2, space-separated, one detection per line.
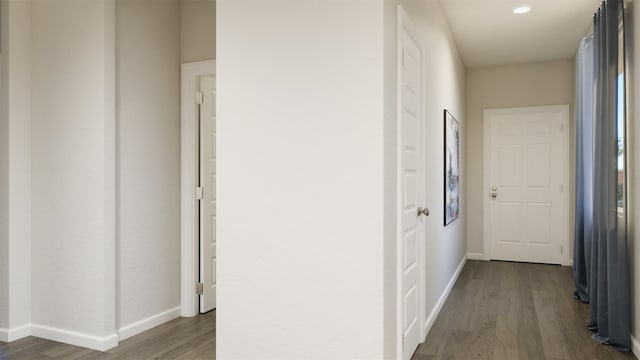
574 0 630 352
574 35 594 303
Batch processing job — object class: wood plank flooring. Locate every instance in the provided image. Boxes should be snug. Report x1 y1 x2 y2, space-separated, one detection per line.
413 260 636 360
0 261 636 359
0 310 215 360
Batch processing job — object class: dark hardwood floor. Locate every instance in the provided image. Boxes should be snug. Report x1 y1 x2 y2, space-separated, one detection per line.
0 310 215 360
1 261 636 359
413 260 636 360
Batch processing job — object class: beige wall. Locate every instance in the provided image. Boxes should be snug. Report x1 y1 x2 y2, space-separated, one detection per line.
466 60 575 256
405 0 468 342
181 0 215 63
116 0 181 333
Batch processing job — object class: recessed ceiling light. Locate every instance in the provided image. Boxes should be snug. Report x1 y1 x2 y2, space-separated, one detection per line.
513 5 532 14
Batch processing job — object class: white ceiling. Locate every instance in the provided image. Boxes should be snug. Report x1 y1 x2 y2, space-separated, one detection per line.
438 0 602 67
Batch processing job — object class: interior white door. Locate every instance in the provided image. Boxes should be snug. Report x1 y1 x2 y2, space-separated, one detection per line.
398 10 425 360
484 106 569 265
200 74 217 313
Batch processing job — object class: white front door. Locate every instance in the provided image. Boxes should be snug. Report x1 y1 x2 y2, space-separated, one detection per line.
398 7 425 360
200 74 217 313
484 105 569 265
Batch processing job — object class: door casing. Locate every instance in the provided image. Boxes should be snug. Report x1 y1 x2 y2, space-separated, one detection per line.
482 104 571 266
397 5 427 360
181 60 216 317
199 74 217 313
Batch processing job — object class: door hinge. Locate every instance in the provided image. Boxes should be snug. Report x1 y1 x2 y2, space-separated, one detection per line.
561 122 565 132
196 282 204 295
195 187 204 200
561 246 564 254
196 91 204 105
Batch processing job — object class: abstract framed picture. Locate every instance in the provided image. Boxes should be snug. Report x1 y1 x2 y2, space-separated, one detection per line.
444 110 460 226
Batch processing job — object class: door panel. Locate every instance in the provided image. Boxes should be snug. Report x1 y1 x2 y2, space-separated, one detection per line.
497 144 521 186
527 144 551 186
200 74 216 313
399 16 423 360
527 203 552 244
486 106 568 265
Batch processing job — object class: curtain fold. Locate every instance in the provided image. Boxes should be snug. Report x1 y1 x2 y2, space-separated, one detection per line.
574 0 630 352
574 35 594 303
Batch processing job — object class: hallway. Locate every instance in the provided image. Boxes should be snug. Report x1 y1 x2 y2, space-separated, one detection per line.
1 261 636 359
413 261 636 360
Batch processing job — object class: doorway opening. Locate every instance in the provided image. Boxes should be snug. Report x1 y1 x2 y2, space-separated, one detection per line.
181 60 217 316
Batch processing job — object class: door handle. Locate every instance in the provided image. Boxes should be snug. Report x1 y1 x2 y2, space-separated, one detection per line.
489 186 498 199
417 208 430 217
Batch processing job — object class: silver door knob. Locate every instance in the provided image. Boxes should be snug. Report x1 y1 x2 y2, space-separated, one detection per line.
490 192 498 199
417 208 430 217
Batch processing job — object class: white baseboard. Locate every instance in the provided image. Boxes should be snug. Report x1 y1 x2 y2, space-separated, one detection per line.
568 259 574 267
1 307 181 350
424 254 467 336
0 324 31 342
31 324 118 351
118 306 181 341
466 252 487 260
631 334 640 357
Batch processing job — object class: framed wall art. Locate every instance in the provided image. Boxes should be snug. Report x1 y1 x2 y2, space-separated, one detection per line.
444 110 460 226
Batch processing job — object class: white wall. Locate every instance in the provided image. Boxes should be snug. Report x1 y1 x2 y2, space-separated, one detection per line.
30 0 117 344
383 1 401 357
0 0 32 338
0 0 181 348
217 1 385 358
466 60 575 256
0 0 9 332
116 0 181 331
181 0 215 63
6 0 32 333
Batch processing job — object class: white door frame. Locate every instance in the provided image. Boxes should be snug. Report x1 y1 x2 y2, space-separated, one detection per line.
482 104 571 266
181 60 216 317
397 5 426 359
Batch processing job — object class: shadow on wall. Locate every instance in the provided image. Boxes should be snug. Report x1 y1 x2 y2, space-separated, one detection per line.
181 0 216 63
